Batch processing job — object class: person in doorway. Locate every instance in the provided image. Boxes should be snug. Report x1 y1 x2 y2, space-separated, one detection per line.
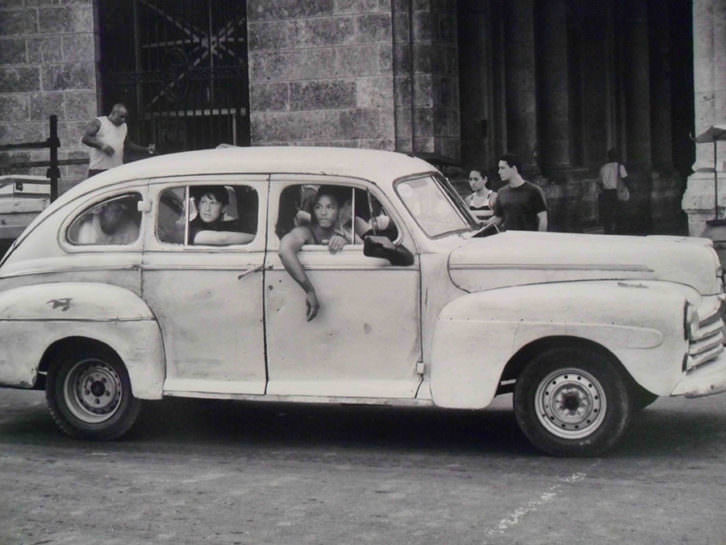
486 153 547 231
598 148 630 234
82 103 155 178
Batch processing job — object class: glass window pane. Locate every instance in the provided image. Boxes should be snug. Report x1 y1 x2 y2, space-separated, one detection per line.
67 193 142 246
187 185 258 246
157 187 186 244
396 176 469 237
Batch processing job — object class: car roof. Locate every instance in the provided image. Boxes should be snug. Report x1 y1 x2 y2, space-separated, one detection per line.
59 146 438 204
7 147 439 256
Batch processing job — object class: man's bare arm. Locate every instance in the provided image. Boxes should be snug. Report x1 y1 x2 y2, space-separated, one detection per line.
81 119 113 155
537 211 548 232
124 139 155 155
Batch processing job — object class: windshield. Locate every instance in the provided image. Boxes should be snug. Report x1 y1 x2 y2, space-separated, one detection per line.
395 174 474 237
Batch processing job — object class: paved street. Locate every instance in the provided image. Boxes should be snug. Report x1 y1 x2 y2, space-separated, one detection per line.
0 389 724 545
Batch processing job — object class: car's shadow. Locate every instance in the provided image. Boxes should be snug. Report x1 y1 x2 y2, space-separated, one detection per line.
132 397 532 456
1 393 725 459
0 393 531 456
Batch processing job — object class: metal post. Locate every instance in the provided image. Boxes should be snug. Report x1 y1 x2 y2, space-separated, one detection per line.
46 115 60 202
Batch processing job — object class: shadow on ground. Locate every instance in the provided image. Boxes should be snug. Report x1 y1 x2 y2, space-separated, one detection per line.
1 393 724 460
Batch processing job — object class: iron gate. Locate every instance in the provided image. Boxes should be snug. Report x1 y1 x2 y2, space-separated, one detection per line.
98 0 250 155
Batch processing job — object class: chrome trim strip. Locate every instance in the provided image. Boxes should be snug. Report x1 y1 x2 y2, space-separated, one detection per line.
448 263 653 272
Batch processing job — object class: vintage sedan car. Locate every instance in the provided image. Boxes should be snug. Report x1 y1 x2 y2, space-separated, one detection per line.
1 147 725 456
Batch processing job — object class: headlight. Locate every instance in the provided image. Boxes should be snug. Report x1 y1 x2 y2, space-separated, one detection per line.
684 302 699 341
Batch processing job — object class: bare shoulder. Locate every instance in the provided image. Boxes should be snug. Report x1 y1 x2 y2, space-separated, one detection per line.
281 225 313 246
83 118 101 135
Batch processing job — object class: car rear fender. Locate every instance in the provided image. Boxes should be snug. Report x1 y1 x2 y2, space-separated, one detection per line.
0 282 164 398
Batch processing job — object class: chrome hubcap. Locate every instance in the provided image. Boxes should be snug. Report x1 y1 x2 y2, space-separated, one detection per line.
535 368 606 439
63 359 122 424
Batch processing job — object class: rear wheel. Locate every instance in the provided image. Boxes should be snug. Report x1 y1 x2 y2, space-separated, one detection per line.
46 349 141 440
514 346 631 456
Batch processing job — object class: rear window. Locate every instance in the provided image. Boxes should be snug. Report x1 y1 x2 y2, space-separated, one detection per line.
67 193 142 246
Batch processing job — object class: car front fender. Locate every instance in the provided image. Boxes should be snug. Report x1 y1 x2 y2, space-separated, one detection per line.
0 282 164 398
430 281 690 409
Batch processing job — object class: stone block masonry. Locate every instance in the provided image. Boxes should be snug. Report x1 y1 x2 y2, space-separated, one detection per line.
248 1 397 150
0 1 96 189
248 0 460 160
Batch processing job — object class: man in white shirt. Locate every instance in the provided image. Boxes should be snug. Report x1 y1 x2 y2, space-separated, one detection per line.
82 103 155 178
598 148 629 234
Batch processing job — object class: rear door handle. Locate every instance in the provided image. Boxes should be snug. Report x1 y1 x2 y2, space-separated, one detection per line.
237 264 264 280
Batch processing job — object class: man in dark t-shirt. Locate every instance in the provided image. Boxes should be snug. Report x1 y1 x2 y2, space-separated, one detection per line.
488 153 548 231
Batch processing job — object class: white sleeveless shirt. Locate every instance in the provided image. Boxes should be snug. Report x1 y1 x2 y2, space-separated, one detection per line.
88 116 127 170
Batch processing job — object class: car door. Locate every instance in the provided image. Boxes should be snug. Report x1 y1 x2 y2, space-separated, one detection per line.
264 176 422 398
141 177 267 395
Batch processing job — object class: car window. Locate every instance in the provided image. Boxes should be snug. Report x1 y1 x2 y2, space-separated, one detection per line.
396 175 470 237
275 184 397 245
67 193 142 246
157 185 258 246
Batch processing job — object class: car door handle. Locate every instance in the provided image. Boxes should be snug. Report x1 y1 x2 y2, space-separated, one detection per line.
237 264 264 280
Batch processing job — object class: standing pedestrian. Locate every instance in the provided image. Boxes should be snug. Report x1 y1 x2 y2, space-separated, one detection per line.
486 153 547 231
82 103 155 178
597 148 629 234
464 168 497 224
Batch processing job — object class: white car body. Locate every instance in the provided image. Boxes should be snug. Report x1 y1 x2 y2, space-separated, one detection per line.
1 146 724 455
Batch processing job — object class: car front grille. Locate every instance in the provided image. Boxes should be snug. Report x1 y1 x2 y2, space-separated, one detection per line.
687 300 725 371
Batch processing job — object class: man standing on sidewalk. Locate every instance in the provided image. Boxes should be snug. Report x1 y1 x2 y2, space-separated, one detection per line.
82 103 155 178
486 153 548 232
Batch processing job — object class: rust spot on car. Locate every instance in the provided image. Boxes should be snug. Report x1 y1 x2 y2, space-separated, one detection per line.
47 298 71 311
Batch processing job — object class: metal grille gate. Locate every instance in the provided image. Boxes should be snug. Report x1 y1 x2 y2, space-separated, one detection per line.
98 0 250 155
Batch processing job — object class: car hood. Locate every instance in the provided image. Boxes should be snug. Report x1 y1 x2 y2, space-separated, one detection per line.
448 231 722 295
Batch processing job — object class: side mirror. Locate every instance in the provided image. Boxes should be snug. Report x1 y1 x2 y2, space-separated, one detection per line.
363 235 414 266
472 223 500 238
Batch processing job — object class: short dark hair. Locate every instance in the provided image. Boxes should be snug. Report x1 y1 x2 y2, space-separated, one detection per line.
193 186 229 206
499 153 521 172
310 186 341 226
607 148 620 162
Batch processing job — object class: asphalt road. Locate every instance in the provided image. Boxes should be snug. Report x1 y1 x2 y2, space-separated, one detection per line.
1 389 724 545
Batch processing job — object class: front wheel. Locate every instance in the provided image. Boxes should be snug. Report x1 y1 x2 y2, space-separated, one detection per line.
46 349 141 440
514 346 631 457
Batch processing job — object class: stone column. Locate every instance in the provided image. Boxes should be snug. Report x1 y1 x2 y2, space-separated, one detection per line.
537 0 572 171
503 0 537 170
649 1 673 171
682 0 726 241
623 0 652 169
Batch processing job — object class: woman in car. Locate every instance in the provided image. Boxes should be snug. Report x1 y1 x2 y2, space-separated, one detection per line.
279 187 349 321
189 186 255 245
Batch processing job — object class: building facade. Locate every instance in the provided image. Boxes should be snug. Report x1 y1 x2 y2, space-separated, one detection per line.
0 0 724 235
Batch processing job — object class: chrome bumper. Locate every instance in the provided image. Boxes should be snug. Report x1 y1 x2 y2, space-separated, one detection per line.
672 347 726 397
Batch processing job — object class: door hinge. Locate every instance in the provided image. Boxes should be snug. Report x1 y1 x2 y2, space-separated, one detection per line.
416 362 425 375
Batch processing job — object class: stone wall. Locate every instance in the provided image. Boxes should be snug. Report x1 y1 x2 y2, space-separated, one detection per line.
393 0 460 159
0 0 96 192
247 0 460 159
247 0 396 149
682 0 726 247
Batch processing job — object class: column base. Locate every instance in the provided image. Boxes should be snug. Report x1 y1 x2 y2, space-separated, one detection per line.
683 168 726 264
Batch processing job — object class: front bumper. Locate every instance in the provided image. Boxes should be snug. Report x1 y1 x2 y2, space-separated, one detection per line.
671 348 726 397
